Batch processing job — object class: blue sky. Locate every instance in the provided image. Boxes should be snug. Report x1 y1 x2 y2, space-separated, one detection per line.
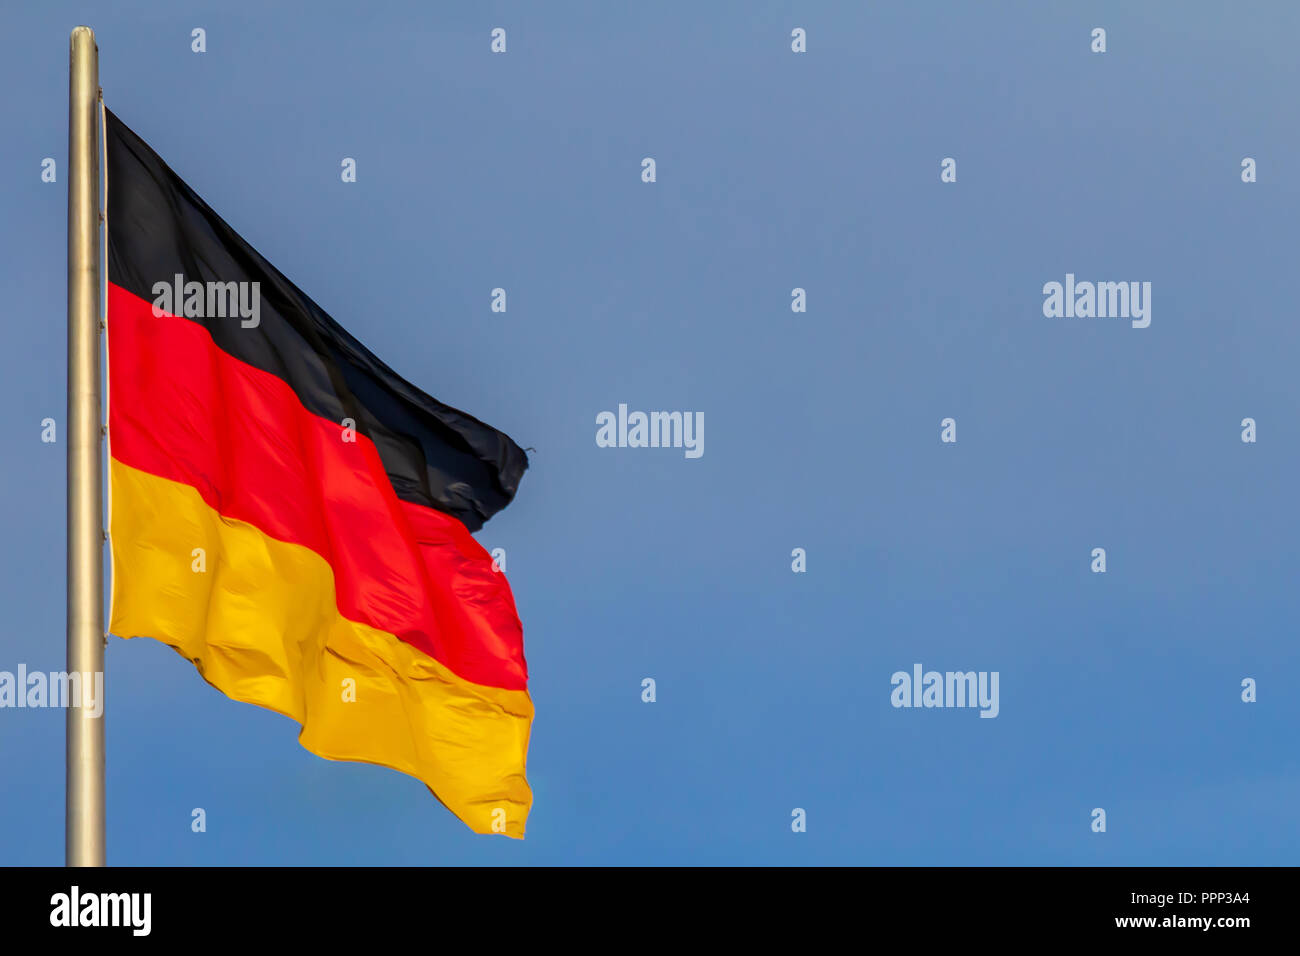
2 0 1298 865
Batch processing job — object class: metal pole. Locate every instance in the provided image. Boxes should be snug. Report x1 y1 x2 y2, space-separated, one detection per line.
66 24 104 867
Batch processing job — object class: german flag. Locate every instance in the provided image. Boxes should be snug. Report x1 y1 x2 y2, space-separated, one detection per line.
104 108 533 837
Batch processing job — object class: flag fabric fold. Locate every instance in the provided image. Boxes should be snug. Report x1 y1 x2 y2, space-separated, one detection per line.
104 107 532 837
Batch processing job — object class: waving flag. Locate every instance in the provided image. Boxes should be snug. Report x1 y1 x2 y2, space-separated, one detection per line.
104 107 533 837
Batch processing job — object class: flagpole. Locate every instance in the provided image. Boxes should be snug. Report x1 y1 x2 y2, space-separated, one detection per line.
66 24 104 867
